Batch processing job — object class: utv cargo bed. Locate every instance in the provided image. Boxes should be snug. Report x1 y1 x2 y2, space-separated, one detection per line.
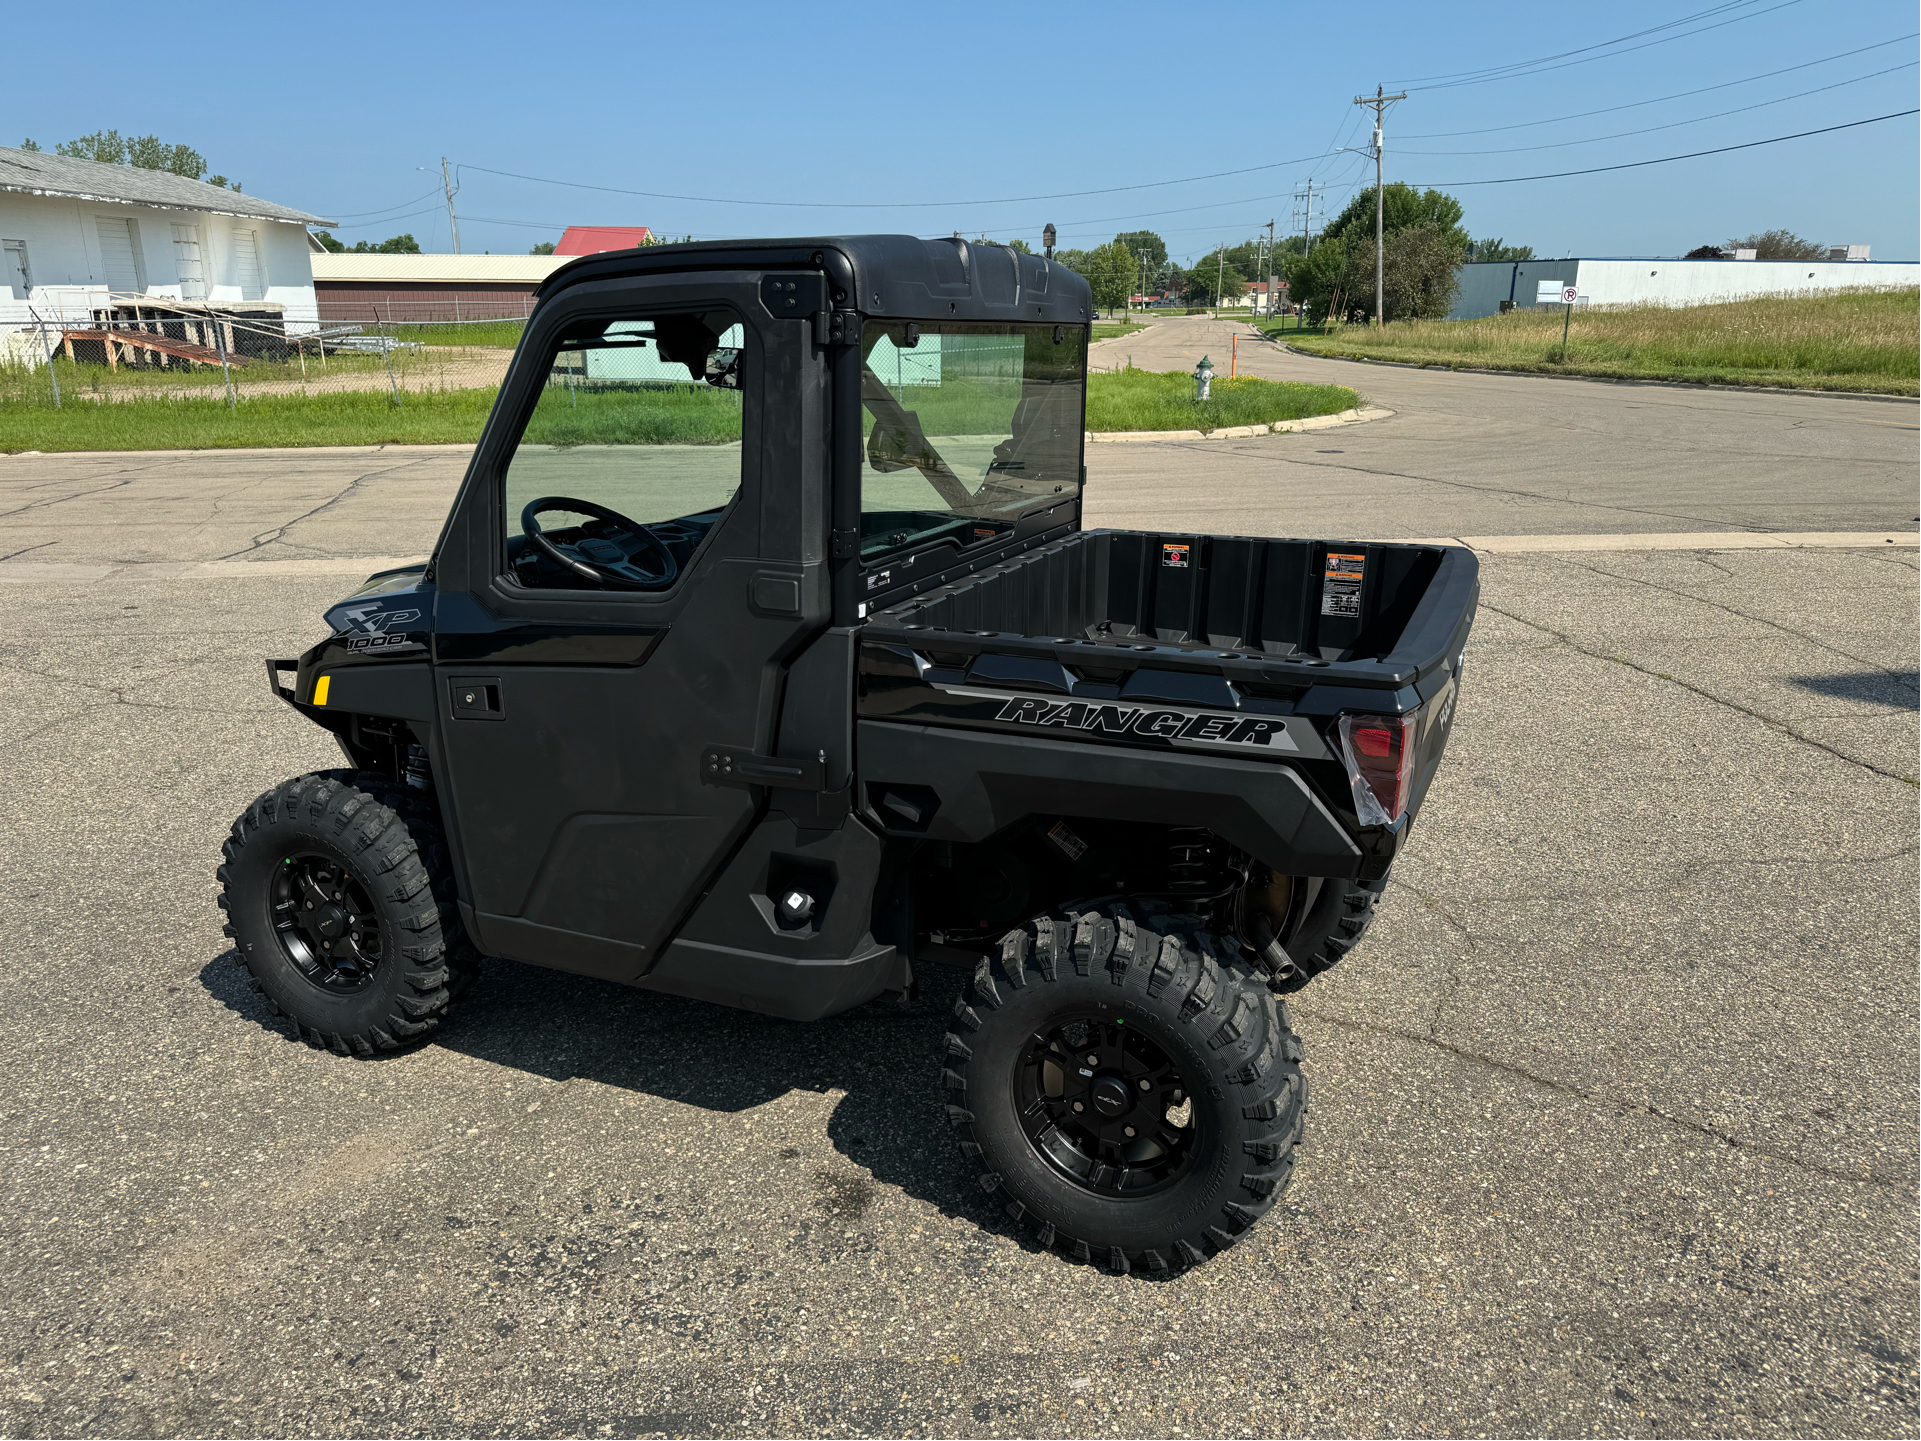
861 527 1477 719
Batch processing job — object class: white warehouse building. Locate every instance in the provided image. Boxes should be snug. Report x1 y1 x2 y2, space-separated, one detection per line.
1450 256 1921 320
0 145 331 327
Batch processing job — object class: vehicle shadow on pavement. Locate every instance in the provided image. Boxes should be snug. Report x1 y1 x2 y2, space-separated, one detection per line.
197 946 1076 1261
1788 669 1920 708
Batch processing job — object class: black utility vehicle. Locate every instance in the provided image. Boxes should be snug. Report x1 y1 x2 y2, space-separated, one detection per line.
221 236 1477 1272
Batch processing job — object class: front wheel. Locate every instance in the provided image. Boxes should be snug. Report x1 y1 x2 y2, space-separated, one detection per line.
942 904 1306 1272
217 771 479 1055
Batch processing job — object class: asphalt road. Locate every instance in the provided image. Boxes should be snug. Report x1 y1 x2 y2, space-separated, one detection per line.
0 354 1916 1437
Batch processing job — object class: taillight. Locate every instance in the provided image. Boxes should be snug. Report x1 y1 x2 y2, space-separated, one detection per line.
1337 711 1417 827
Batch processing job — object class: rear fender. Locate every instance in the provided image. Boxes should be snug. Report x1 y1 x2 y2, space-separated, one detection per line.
857 720 1361 879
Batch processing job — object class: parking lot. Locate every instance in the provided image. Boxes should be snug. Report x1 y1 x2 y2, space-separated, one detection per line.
1 353 1916 1437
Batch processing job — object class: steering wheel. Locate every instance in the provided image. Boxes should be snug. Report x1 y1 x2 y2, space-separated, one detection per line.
519 495 678 590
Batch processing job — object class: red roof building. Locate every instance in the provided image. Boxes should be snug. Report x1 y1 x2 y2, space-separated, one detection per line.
554 226 655 256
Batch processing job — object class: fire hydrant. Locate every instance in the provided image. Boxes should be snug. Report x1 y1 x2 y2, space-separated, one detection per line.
1194 354 1214 402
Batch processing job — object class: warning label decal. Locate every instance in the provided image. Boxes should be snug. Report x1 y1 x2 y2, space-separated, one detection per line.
1320 551 1366 618
1161 543 1191 569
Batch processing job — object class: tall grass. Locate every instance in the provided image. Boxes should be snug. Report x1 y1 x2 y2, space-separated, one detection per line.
1289 287 1919 394
389 320 527 348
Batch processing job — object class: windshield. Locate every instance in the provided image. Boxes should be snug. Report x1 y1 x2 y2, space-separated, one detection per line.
860 320 1085 565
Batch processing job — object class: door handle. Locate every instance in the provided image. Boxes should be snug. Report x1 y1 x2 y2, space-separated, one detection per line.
699 746 823 791
449 676 505 720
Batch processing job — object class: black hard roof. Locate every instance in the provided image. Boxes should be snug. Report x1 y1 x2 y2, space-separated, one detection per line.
537 234 1091 325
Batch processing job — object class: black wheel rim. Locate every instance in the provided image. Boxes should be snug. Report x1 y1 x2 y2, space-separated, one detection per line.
1016 1012 1199 1197
271 849 382 993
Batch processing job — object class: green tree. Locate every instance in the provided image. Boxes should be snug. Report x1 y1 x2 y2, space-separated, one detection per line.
528 240 557 255
1337 222 1464 322
1724 229 1825 261
56 130 127 164
1469 237 1533 262
1324 184 1467 249
1051 247 1091 275
1085 239 1138 311
1283 240 1349 322
19 138 40 151
1114 230 1167 270
50 129 238 187
126 134 206 179
315 233 422 254
1185 258 1247 304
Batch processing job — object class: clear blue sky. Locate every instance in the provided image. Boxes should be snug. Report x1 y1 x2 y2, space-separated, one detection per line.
6 0 1916 265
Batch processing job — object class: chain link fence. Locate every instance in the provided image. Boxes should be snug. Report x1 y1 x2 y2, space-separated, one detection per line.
0 295 524 411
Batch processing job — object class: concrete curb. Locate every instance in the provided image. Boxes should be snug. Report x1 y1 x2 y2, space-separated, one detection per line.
2 531 1911 584
1364 531 1918 554
0 555 429 583
1086 405 1391 444
1275 342 1920 404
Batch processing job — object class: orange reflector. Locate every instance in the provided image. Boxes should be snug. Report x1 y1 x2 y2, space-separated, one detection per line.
312 675 331 706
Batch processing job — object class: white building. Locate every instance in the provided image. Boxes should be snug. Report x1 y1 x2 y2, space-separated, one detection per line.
1450 256 1920 319
0 145 331 327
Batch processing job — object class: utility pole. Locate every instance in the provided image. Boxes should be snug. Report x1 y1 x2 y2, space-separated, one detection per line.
440 157 461 255
1216 246 1224 311
1292 179 1320 253
1264 218 1275 319
1351 86 1405 326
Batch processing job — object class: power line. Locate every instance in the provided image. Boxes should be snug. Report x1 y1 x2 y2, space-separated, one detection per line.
1390 0 1758 85
1398 33 1918 138
1396 61 1917 156
322 186 444 220
328 204 447 231
1406 108 1918 187
1056 106 1914 240
454 149 1346 213
1398 0 1809 93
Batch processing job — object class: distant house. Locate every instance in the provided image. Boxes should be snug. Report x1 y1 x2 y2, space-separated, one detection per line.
555 226 653 255
309 253 570 322
0 144 331 326
1235 279 1288 311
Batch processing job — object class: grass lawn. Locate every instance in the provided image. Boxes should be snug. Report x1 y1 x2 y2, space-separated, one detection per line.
389 320 527 348
1092 320 1149 341
0 369 1358 452
0 387 506 451
1285 288 1919 395
1086 369 1355 433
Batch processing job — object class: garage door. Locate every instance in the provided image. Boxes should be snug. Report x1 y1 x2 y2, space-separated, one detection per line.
233 228 264 301
172 224 205 300
95 217 143 293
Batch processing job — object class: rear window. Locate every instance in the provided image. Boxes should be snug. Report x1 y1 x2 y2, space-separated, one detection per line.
859 320 1084 567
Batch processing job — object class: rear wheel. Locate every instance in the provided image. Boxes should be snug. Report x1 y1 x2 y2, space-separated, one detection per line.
943 903 1306 1272
1245 872 1389 988
217 771 480 1055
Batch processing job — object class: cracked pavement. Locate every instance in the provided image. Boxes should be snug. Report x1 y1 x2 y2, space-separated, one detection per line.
0 369 1916 1437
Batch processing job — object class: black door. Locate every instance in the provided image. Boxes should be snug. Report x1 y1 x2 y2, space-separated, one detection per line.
430 271 830 981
